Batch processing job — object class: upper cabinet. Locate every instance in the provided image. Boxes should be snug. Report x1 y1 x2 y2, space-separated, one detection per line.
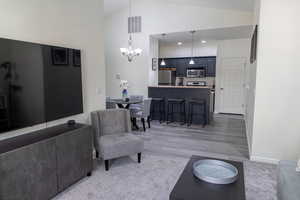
159 57 216 77
206 57 216 77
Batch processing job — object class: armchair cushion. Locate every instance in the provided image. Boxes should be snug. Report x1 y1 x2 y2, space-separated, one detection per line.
99 133 144 160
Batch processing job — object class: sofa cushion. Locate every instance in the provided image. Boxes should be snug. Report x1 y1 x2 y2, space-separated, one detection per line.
99 133 144 160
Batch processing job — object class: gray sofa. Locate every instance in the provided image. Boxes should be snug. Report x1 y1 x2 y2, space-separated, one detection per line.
91 109 144 171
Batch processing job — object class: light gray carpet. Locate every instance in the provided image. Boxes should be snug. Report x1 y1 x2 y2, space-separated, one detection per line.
53 153 276 200
54 115 277 200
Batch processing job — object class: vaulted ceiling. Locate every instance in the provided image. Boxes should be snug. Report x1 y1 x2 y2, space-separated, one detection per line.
152 25 253 44
104 0 254 16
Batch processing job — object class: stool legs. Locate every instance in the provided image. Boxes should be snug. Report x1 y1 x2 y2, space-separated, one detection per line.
141 118 146 132
181 102 186 125
167 101 186 124
147 116 151 128
151 100 165 123
188 101 207 127
159 101 165 123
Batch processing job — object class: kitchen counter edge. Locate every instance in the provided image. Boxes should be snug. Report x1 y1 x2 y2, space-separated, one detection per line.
148 86 213 89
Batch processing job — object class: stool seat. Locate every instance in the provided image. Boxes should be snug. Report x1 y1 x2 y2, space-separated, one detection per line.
168 98 185 103
189 99 205 104
152 98 164 101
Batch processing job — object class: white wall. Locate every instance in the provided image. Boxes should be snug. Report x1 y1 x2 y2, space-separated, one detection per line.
105 0 254 98
251 0 300 162
159 40 218 58
214 39 251 114
244 0 261 154
0 0 105 140
149 36 159 86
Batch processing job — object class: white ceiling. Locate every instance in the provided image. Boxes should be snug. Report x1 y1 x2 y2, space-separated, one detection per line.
152 25 253 44
104 0 254 16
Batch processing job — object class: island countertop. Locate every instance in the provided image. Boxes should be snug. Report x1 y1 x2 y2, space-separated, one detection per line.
148 85 213 89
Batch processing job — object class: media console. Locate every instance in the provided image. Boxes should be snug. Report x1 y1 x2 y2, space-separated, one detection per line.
0 123 93 200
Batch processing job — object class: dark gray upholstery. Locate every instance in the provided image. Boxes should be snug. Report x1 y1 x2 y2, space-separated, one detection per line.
91 109 144 161
55 127 93 192
0 138 58 200
0 124 93 200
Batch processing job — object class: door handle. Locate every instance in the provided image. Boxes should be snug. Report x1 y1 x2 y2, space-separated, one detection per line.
220 88 224 90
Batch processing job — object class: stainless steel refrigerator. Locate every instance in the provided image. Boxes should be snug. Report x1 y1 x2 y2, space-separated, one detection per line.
158 70 176 85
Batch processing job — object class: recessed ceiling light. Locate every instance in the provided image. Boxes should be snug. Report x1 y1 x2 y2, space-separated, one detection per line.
177 42 183 46
201 40 207 44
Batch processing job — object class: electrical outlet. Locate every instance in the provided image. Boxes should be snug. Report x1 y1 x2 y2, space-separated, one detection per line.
116 73 121 80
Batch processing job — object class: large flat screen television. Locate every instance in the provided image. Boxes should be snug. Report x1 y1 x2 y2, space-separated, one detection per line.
0 37 83 134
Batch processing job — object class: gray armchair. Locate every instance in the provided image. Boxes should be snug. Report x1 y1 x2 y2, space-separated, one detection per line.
130 98 152 131
91 109 144 171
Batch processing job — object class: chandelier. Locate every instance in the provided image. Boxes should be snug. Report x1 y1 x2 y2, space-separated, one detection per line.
120 35 142 62
120 0 142 62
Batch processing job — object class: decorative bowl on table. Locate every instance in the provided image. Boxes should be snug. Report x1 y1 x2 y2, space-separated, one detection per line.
193 159 238 185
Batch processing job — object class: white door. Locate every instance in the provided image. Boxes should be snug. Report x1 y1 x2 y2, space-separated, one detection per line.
219 58 246 114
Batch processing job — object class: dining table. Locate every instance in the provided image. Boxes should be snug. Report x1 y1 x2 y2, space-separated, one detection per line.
107 98 143 109
107 98 143 130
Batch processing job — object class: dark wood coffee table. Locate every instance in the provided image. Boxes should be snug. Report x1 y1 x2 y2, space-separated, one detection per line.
170 155 245 200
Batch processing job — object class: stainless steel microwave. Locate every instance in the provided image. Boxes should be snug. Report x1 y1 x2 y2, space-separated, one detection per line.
186 69 205 78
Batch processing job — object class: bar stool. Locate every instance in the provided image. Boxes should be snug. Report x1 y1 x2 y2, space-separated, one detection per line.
150 98 165 123
167 98 186 124
188 99 207 127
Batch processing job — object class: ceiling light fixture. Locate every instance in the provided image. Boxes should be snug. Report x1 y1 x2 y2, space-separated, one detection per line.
177 42 183 46
120 0 142 62
201 40 207 44
160 33 167 66
189 31 196 65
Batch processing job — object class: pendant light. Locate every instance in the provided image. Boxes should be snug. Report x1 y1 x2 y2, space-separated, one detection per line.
160 33 167 66
120 0 142 62
189 31 196 65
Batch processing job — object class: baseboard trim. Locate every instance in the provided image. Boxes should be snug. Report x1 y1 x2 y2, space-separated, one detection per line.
250 155 280 165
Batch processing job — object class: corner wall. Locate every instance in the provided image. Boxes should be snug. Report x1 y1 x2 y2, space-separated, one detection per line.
251 0 300 162
0 0 105 139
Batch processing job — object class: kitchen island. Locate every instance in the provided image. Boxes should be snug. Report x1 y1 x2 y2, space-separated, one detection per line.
148 86 214 125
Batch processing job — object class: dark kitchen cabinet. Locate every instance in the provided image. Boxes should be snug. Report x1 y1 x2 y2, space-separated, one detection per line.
176 58 188 77
206 58 216 77
158 56 216 77
158 58 176 69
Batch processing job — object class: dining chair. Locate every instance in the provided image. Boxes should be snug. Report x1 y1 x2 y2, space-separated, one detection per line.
106 97 116 109
129 95 143 119
129 95 144 110
130 98 152 131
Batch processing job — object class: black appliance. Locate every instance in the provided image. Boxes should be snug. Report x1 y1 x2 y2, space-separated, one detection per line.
0 37 83 134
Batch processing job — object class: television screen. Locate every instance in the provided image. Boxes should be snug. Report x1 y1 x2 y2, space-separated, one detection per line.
0 38 83 133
